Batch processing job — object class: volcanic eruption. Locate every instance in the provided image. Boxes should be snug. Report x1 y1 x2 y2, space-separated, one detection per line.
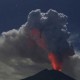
27 9 75 71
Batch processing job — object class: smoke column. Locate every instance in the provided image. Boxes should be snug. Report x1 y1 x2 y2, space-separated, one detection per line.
27 9 75 71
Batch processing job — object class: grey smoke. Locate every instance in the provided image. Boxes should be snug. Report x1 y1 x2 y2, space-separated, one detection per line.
62 53 80 80
27 9 74 61
0 9 79 80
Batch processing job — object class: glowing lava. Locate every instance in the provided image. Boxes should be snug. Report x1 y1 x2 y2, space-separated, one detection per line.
31 29 47 50
31 29 62 71
48 52 62 71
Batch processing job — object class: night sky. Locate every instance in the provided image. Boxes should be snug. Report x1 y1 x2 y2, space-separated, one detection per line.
0 0 80 33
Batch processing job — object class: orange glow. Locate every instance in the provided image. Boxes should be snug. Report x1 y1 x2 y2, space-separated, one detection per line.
31 29 47 50
31 29 62 71
48 52 62 71
31 29 40 37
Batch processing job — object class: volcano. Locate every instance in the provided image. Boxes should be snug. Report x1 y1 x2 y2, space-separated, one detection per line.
21 69 75 80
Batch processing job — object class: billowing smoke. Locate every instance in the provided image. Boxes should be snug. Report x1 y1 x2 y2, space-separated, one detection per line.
0 9 80 80
62 53 80 80
27 9 75 55
27 9 75 71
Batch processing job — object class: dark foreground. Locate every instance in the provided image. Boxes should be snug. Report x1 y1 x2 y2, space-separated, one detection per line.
21 69 75 80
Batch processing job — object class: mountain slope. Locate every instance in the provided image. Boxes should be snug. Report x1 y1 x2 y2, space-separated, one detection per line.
21 69 75 80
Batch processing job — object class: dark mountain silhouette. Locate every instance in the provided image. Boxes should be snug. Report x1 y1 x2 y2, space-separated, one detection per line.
21 69 75 80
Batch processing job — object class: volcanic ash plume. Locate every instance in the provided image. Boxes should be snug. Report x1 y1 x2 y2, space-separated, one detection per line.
0 9 79 79
27 9 75 71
